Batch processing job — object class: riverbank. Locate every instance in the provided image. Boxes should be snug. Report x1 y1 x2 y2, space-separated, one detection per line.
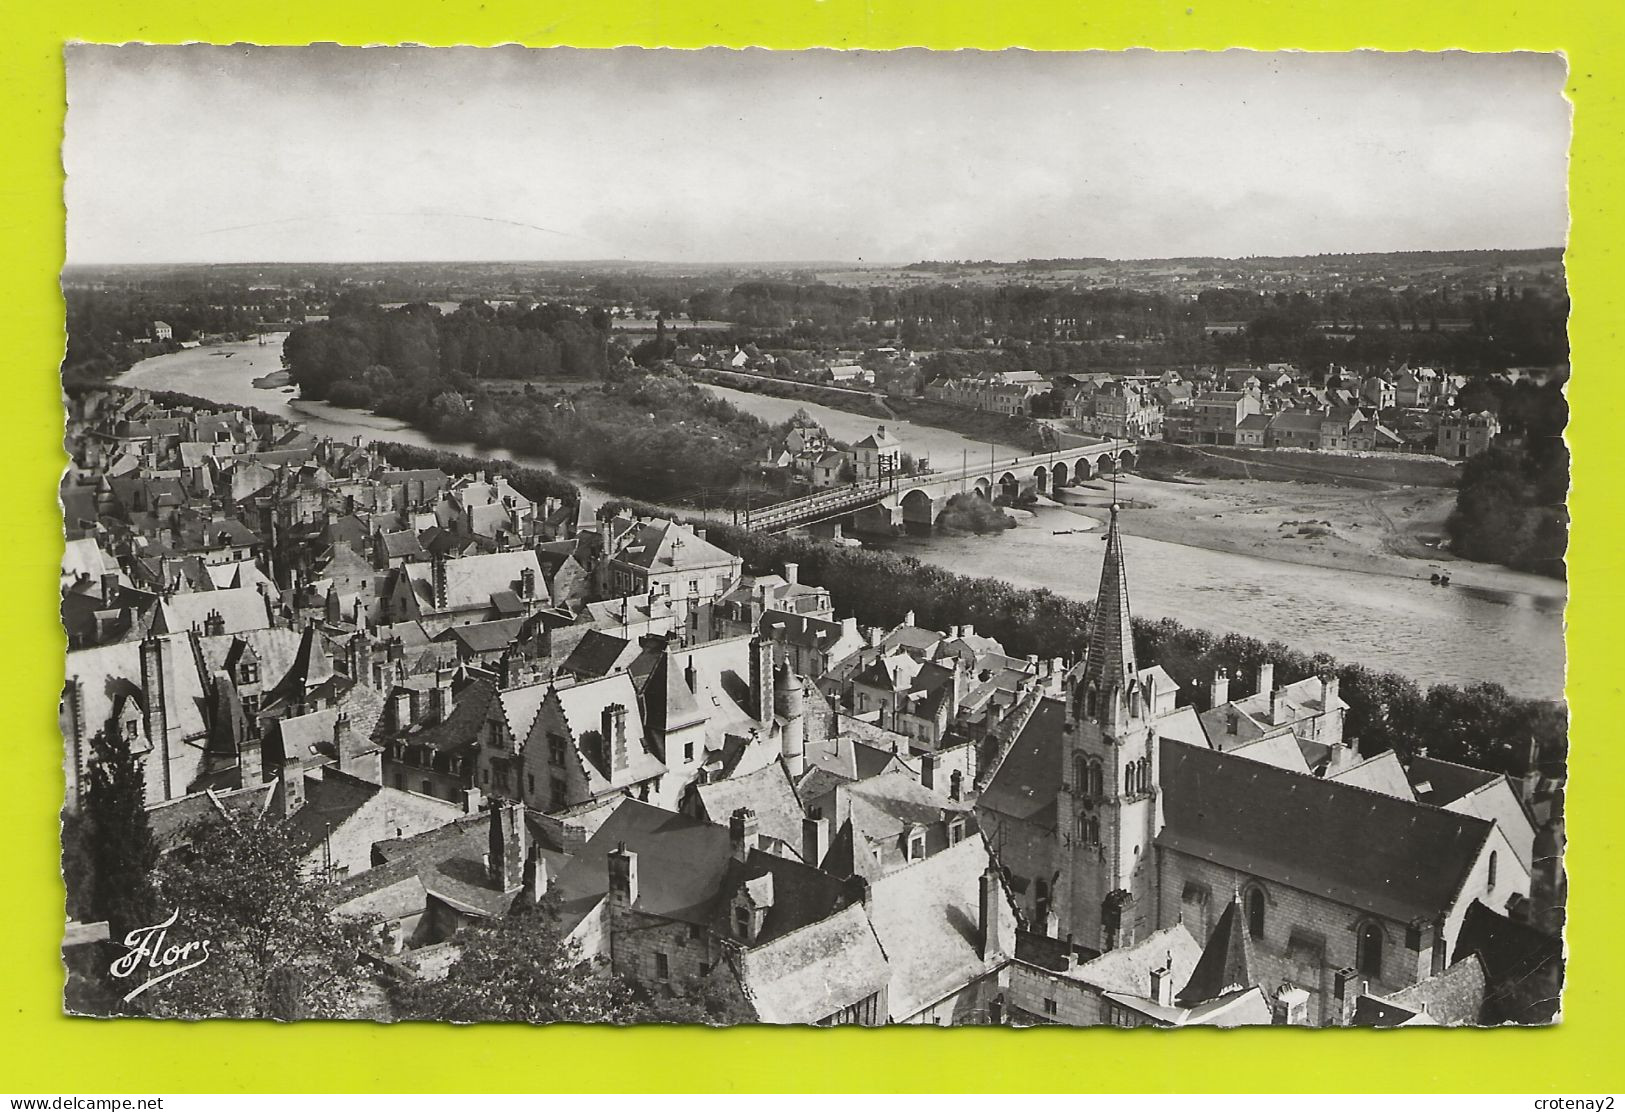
1051 472 1566 603
116 335 1565 696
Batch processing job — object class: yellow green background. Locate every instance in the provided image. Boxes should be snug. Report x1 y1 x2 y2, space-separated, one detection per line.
1 0 1616 1093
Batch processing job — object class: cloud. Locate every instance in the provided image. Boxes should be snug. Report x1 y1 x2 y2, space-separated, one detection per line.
64 46 1570 264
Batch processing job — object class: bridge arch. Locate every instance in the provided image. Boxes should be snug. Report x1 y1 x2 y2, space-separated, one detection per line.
900 488 936 530
1072 457 1095 482
1032 466 1049 494
1098 454 1117 475
1050 461 1069 489
1117 448 1137 471
997 471 1020 503
973 477 992 499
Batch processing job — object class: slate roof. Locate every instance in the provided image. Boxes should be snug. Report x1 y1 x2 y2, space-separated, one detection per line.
609 520 738 573
1158 739 1495 923
693 764 805 857
550 801 734 930
413 550 547 614
149 585 271 637
561 629 637 679
146 782 275 851
729 902 890 1025
1176 897 1256 1006
400 678 496 753
976 697 1064 828
1070 922 1202 997
1329 751 1416 800
1405 754 1501 807
283 768 386 859
438 617 527 656
757 610 849 653
865 833 1012 1020
497 681 550 744
1358 954 1487 1027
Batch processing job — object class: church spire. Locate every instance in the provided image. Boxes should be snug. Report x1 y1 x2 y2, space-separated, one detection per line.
1080 502 1136 695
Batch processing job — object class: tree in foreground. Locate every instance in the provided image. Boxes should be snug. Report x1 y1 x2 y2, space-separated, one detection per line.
134 813 369 1020
79 726 159 941
397 897 749 1025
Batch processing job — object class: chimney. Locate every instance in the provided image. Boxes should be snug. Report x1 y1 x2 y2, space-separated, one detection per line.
1332 967 1360 1027
100 571 119 602
604 704 630 775
487 799 526 891
802 815 829 868
139 634 173 799
962 622 974 639
431 555 449 610
462 786 483 814
275 758 305 819
921 752 936 792
431 680 454 723
730 807 758 862
347 635 369 688
519 566 536 600
749 636 774 723
1269 687 1282 725
978 867 1007 960
1226 708 1239 735
523 844 549 904
607 843 639 909
784 562 798 585
392 689 413 731
841 615 858 641
1149 960 1176 1008
1272 984 1312 1026
903 610 916 628
1256 661 1274 698
866 625 883 649
683 656 697 694
1322 673 1340 709
1211 668 1230 708
332 712 354 771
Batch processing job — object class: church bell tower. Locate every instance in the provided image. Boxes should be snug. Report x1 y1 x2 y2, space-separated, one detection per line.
1053 503 1163 953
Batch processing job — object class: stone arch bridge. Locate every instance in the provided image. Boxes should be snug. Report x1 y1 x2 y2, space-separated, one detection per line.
738 439 1138 535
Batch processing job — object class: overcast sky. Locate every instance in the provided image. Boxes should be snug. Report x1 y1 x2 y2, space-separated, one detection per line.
64 46 1570 265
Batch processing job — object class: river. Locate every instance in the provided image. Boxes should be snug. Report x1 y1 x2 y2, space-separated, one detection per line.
118 335 1566 699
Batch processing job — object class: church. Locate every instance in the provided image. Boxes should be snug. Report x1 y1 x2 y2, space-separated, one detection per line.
977 505 1530 1025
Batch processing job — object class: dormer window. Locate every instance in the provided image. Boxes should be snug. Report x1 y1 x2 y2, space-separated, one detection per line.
907 829 926 861
239 662 259 685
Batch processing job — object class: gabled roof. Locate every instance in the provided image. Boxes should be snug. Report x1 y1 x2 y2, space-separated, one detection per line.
728 901 891 1025
693 763 805 857
977 697 1064 827
1329 751 1416 800
550 800 734 930
437 616 527 655
149 585 271 637
609 520 738 573
1158 739 1495 923
865 833 1012 1019
641 649 708 735
1357 954 1487 1027
561 629 638 680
